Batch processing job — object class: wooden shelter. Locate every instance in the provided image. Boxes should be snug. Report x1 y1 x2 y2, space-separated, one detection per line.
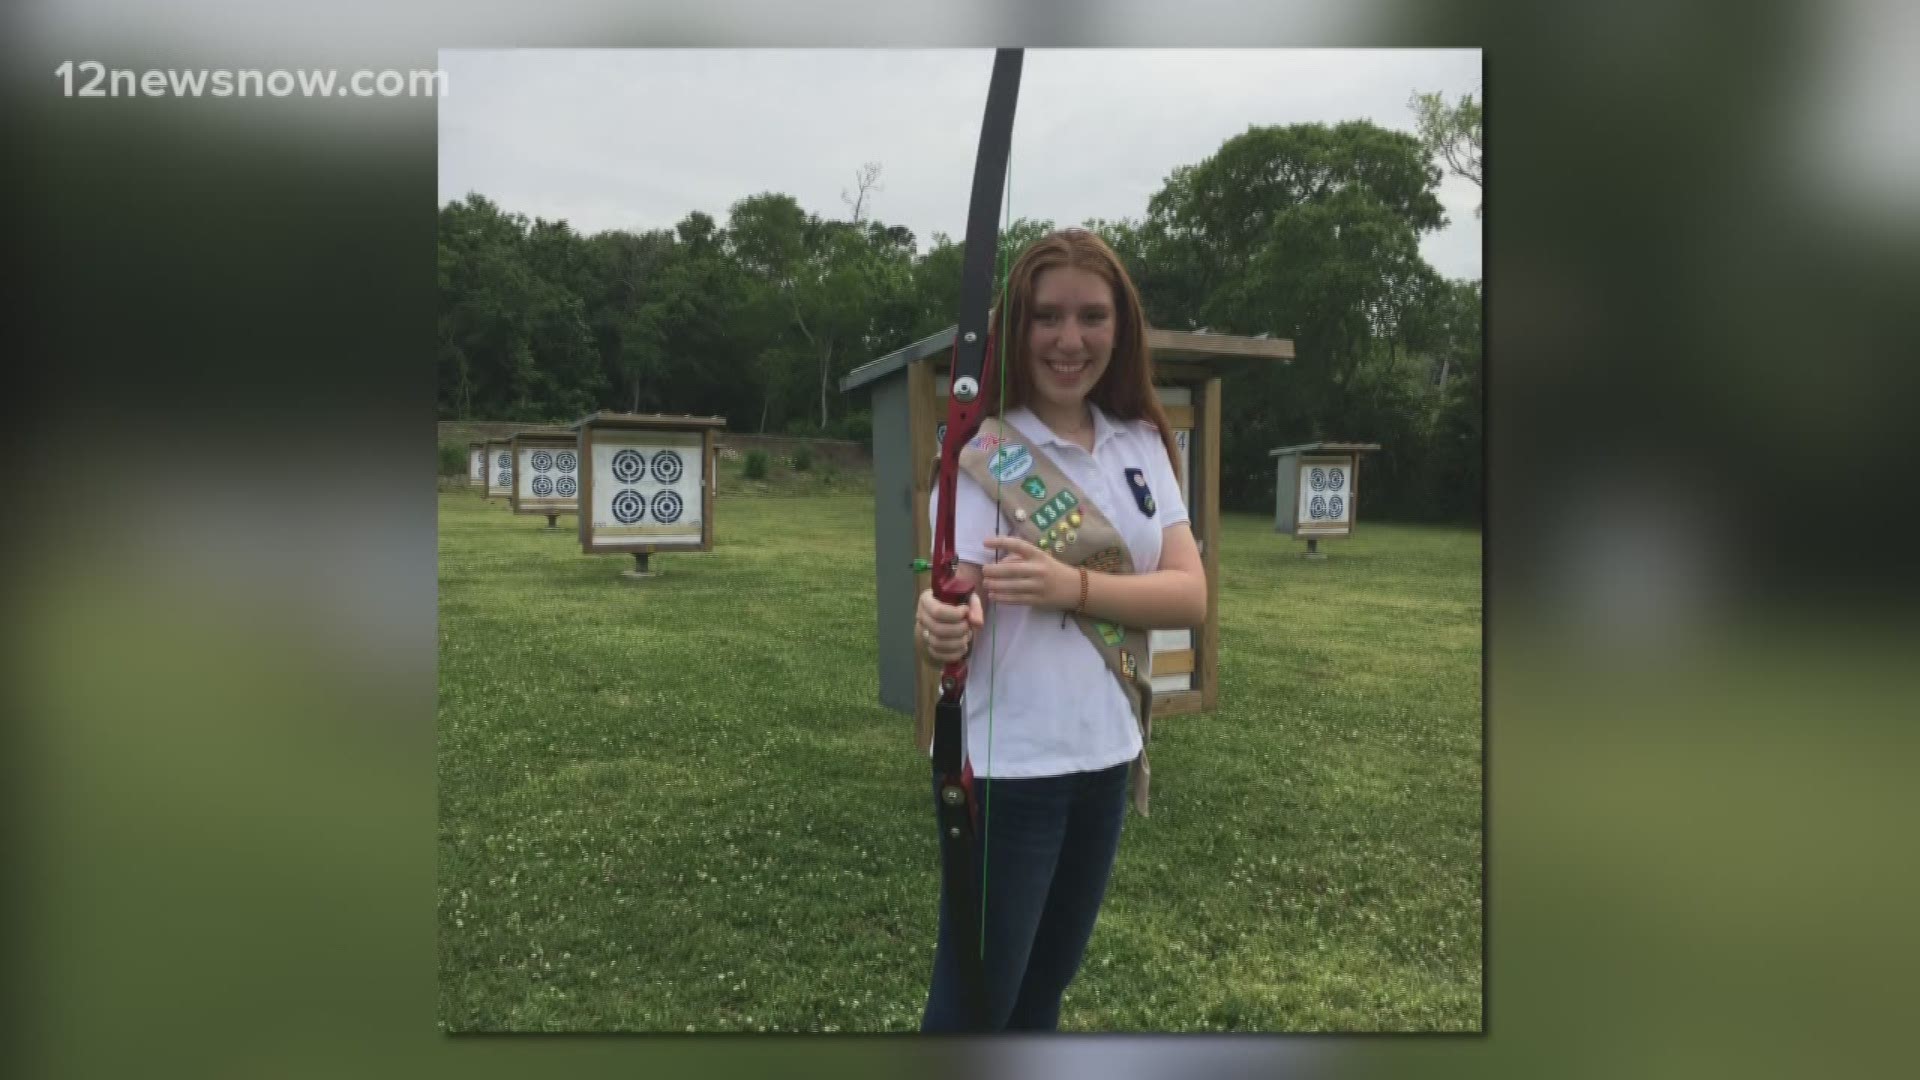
1269 441 1382 558
841 326 1293 748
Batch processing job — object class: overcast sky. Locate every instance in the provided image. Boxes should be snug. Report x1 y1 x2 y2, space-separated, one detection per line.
438 48 1481 281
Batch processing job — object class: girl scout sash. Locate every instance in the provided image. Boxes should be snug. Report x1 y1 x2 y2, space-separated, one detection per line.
957 417 1158 815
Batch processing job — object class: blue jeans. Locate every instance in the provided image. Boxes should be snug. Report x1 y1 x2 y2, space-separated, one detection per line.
920 760 1131 1032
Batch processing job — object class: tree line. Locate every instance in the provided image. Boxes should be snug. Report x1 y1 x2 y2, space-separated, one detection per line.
439 98 1481 521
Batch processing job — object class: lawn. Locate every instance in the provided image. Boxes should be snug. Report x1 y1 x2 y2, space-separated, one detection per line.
437 469 1482 1032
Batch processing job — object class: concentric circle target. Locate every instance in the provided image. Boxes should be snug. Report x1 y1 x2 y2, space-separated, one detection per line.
1310 467 1327 492
496 452 510 468
556 451 577 472
496 469 511 487
1328 467 1345 491
555 475 577 497
531 475 553 497
652 489 684 523
1309 495 1327 520
1329 495 1344 518
611 489 647 524
651 450 684 484
611 449 647 484
531 450 554 472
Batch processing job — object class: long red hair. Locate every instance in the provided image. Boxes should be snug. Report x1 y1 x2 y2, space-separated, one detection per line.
983 229 1180 471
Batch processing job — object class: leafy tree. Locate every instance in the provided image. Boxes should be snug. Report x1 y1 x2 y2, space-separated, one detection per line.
1411 88 1482 215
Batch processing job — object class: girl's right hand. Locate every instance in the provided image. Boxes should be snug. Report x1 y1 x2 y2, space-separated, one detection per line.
917 588 985 664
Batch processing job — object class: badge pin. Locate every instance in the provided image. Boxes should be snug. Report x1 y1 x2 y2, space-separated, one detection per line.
1123 468 1155 516
988 445 1035 483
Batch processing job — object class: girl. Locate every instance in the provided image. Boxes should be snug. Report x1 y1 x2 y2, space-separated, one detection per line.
917 228 1208 1031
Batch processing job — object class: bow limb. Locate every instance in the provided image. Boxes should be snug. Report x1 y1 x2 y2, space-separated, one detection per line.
930 46 1021 1032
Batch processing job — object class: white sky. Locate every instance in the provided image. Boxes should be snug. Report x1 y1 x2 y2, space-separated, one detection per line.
438 48 1482 281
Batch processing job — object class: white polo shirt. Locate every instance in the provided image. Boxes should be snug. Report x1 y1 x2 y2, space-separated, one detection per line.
929 404 1190 778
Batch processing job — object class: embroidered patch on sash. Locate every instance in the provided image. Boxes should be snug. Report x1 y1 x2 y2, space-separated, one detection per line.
988 444 1034 483
1124 467 1156 515
966 432 1001 452
1083 547 1126 573
1029 490 1080 531
1120 650 1138 680
1021 475 1046 499
1093 621 1125 647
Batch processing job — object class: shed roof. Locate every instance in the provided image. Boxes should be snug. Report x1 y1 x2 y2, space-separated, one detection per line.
1268 442 1383 456
840 326 1293 393
569 412 729 431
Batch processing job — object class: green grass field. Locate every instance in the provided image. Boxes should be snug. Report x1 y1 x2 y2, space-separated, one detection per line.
438 468 1482 1032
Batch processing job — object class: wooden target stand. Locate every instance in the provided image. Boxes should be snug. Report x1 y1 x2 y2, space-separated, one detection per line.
1269 442 1381 557
508 430 582 530
841 325 1293 749
572 412 725 579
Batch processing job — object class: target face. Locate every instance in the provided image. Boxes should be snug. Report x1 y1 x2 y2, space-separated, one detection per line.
652 489 684 523
511 439 581 513
586 429 706 546
611 489 647 524
485 443 513 496
556 450 577 472
611 449 647 484
1295 457 1355 532
468 447 485 485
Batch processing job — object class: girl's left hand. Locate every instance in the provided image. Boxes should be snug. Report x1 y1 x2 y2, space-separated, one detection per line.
980 535 1074 610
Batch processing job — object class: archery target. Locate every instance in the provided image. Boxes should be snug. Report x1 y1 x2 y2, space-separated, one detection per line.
611 448 647 484
467 446 485 487
1296 457 1355 532
611 489 647 523
485 442 512 497
652 490 684 523
512 438 580 514
586 428 706 545
556 450 577 472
